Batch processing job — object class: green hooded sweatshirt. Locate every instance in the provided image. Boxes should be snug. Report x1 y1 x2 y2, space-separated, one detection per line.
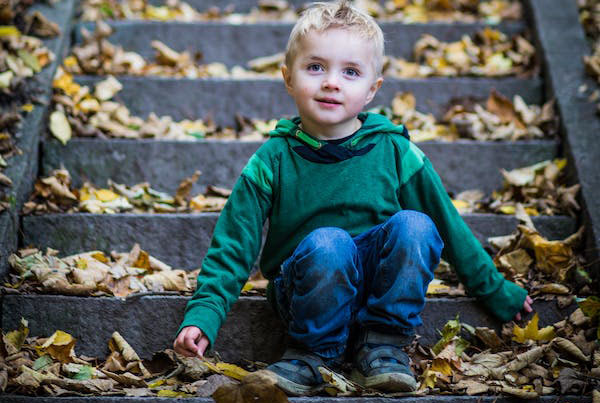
178 112 527 346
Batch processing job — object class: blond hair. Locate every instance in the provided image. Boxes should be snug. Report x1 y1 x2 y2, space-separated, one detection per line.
284 1 385 75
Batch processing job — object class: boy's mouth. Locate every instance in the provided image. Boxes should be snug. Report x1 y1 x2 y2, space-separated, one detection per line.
316 98 342 105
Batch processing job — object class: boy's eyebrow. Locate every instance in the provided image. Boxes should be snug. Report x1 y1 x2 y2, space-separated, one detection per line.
307 55 365 67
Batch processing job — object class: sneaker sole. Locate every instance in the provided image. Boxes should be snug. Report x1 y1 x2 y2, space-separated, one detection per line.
266 370 324 396
350 369 417 392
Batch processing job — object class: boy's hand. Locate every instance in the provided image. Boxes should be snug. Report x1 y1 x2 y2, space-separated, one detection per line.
514 295 533 321
173 326 209 358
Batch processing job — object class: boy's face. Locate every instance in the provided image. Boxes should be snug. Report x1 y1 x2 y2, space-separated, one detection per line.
282 27 383 139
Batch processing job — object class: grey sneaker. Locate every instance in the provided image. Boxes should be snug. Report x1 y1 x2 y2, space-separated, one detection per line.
265 347 342 396
350 329 417 392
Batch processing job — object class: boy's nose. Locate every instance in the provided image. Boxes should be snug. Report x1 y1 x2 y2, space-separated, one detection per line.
322 75 340 91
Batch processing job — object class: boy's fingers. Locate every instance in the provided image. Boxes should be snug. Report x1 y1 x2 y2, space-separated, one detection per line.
514 312 521 321
197 337 210 358
183 332 201 353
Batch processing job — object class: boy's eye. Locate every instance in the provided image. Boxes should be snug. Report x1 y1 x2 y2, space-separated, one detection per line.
344 68 360 77
307 64 323 72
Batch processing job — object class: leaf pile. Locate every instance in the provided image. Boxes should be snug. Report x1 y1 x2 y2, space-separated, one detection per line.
1 1 60 207
51 69 277 142
385 28 536 78
80 0 521 23
373 89 557 142
488 224 594 298
80 0 298 23
3 300 597 398
22 169 230 215
1 322 287 398
64 21 273 79
5 244 193 297
452 159 581 217
411 308 599 398
579 0 600 114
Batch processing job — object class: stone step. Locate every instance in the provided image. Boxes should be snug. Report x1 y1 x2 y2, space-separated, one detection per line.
0 395 591 402
42 138 557 197
1 295 576 363
21 213 575 270
73 20 526 65
0 0 77 276
72 75 544 125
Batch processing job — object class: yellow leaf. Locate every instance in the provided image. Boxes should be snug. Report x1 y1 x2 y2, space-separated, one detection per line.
144 5 173 20
94 189 119 202
419 367 437 390
91 252 109 263
49 110 72 145
21 104 34 112
0 25 20 37
76 258 88 269
512 313 555 343
133 250 150 270
53 70 81 97
498 205 515 215
156 389 192 397
524 207 539 216
36 330 76 363
519 226 574 281
79 186 91 202
63 55 78 68
202 361 250 381
3 318 29 355
148 379 165 388
554 158 567 171
241 282 254 292
0 70 13 88
431 358 453 376
427 280 450 295
451 199 470 210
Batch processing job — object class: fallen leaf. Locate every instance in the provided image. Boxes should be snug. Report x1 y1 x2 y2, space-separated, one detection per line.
49 110 72 145
3 318 29 355
513 313 555 343
36 330 76 363
212 370 288 403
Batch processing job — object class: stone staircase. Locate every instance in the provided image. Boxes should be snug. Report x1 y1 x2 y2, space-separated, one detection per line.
1 0 598 401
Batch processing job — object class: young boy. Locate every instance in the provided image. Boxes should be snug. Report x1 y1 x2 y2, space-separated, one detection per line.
174 0 532 396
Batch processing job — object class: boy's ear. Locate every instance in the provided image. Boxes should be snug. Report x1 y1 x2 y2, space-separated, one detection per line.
365 76 384 105
281 65 293 94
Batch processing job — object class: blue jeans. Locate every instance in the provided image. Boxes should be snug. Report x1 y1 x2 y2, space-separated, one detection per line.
273 211 443 358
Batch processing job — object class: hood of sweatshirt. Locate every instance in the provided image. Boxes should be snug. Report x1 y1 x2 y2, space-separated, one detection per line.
268 112 408 150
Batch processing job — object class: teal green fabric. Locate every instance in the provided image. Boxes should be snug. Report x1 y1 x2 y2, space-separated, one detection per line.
178 112 526 345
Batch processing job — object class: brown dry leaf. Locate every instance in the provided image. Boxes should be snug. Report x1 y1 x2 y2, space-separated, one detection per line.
99 369 147 387
3 318 29 355
497 248 532 275
212 370 289 403
486 89 525 129
475 327 504 350
109 332 140 362
455 379 489 395
319 366 359 396
519 226 575 281
552 337 589 363
175 170 201 206
141 270 191 292
25 11 60 37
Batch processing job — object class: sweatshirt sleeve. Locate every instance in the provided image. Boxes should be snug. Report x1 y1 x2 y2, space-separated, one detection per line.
397 144 526 322
177 153 273 346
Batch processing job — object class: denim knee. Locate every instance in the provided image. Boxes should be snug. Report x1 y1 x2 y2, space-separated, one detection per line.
290 227 357 291
380 211 443 275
